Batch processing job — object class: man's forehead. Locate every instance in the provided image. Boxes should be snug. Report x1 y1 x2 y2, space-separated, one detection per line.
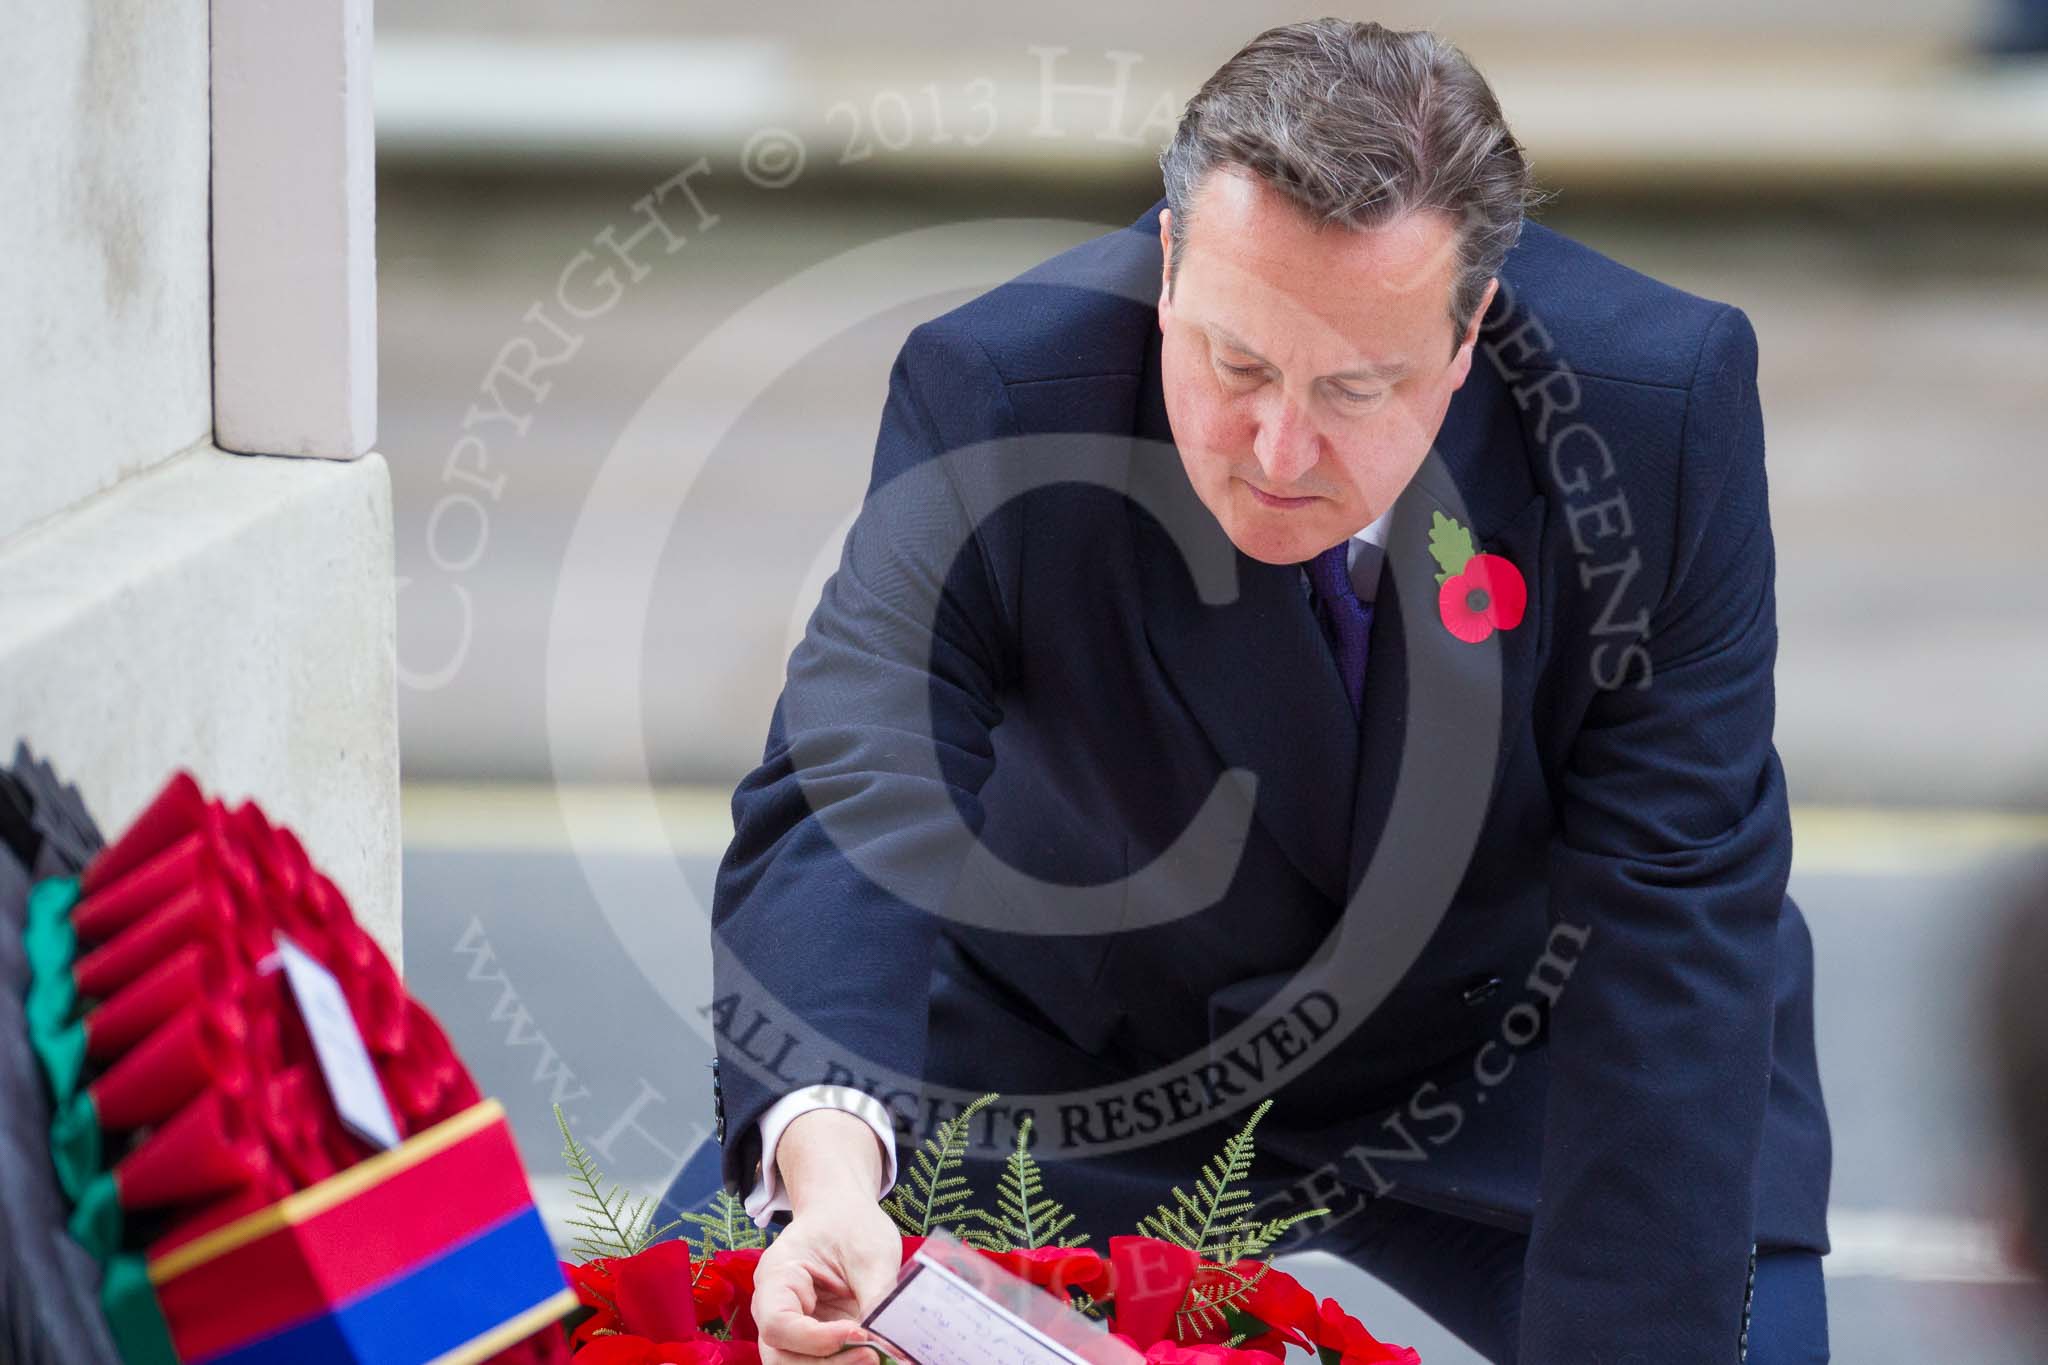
1182 173 1458 292
1200 316 1413 382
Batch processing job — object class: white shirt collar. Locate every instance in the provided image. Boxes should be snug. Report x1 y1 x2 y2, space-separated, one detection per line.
1337 505 1394 603
1297 507 1392 604
1353 504 1394 548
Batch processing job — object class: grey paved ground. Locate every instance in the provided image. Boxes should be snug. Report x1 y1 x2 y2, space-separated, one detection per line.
403 828 2048 1361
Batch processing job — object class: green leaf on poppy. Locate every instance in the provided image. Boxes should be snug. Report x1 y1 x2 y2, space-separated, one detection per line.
1428 511 1478 585
1218 1302 1273 1341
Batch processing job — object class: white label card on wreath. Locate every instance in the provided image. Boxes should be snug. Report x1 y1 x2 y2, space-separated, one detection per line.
274 931 403 1151
860 1230 1141 1365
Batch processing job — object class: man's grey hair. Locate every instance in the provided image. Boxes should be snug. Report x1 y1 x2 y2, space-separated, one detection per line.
1159 19 1551 355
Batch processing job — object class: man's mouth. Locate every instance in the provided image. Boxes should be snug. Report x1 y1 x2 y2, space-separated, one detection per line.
1243 480 1319 509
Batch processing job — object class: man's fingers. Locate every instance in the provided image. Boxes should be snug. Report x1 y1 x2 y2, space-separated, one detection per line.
758 1313 867 1360
753 1265 817 1318
762 1343 873 1365
807 1260 856 1300
762 1342 873 1365
750 1205 902 1363
755 1278 868 1359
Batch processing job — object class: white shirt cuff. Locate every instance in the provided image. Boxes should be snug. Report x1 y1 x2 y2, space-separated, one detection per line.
741 1085 899 1228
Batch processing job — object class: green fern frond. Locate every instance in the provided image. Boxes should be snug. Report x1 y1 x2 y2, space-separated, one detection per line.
556 1103 677 1260
1175 1260 1267 1341
979 1116 1088 1252
677 1188 769 1255
1215 1205 1328 1265
879 1092 997 1239
1134 1100 1272 1260
1133 1099 1333 1273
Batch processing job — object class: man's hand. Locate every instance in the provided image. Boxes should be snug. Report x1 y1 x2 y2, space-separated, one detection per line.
752 1109 902 1364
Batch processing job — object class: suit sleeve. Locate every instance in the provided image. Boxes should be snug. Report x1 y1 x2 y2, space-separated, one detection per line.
710 320 1014 1199
743 1087 899 1227
1519 304 1791 1360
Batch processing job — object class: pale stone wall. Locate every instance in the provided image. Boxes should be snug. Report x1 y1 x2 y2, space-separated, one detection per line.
0 0 401 961
0 0 212 543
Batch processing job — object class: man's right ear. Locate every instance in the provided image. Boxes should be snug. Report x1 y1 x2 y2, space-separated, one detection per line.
1157 209 1174 323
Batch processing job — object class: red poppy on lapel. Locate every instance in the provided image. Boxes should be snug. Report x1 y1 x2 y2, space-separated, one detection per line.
1427 511 1527 644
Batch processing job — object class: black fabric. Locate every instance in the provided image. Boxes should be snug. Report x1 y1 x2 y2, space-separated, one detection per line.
1 750 121 1365
7 745 103 870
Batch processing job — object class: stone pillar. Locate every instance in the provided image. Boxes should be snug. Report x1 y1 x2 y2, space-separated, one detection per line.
0 0 401 962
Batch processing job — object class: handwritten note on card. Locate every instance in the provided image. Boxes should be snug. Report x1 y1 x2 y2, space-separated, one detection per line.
864 1252 1095 1365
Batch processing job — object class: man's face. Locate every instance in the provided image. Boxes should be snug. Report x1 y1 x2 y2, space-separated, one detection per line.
1156 166 1497 566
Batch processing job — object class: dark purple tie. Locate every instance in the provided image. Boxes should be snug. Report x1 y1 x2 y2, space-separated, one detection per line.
1302 543 1374 715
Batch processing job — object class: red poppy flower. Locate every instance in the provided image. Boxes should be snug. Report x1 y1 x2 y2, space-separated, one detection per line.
1437 552 1526 643
563 1259 623 1347
1107 1237 1201 1348
708 1248 764 1339
610 1241 708 1342
1112 1337 1277 1364
1208 1260 1316 1355
1165 1265 1279 1355
1308 1297 1421 1364
981 1245 1111 1302
569 1335 724 1364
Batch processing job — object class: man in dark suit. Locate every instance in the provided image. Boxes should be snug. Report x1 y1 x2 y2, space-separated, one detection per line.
704 19 1830 1364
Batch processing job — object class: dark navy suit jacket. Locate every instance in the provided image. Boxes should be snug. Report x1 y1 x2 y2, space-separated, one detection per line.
709 198 1830 1360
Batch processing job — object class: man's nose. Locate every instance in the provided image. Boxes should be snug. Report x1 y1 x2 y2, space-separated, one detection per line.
1253 392 1319 485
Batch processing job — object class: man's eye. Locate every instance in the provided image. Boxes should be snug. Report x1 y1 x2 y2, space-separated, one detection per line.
1335 387 1383 405
1219 361 1264 378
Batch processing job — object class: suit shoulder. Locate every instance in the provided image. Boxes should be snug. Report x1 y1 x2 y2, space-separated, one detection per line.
1492 220 1743 392
910 211 1160 386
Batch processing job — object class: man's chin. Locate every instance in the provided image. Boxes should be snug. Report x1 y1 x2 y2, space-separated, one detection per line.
1218 514 1327 567
1235 540 1313 567
1191 481 1336 565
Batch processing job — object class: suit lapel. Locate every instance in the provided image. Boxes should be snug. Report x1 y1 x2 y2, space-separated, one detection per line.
1130 327 1358 904
1345 338 1548 901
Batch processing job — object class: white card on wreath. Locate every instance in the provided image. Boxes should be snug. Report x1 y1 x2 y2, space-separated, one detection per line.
274 930 403 1151
861 1230 1142 1365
